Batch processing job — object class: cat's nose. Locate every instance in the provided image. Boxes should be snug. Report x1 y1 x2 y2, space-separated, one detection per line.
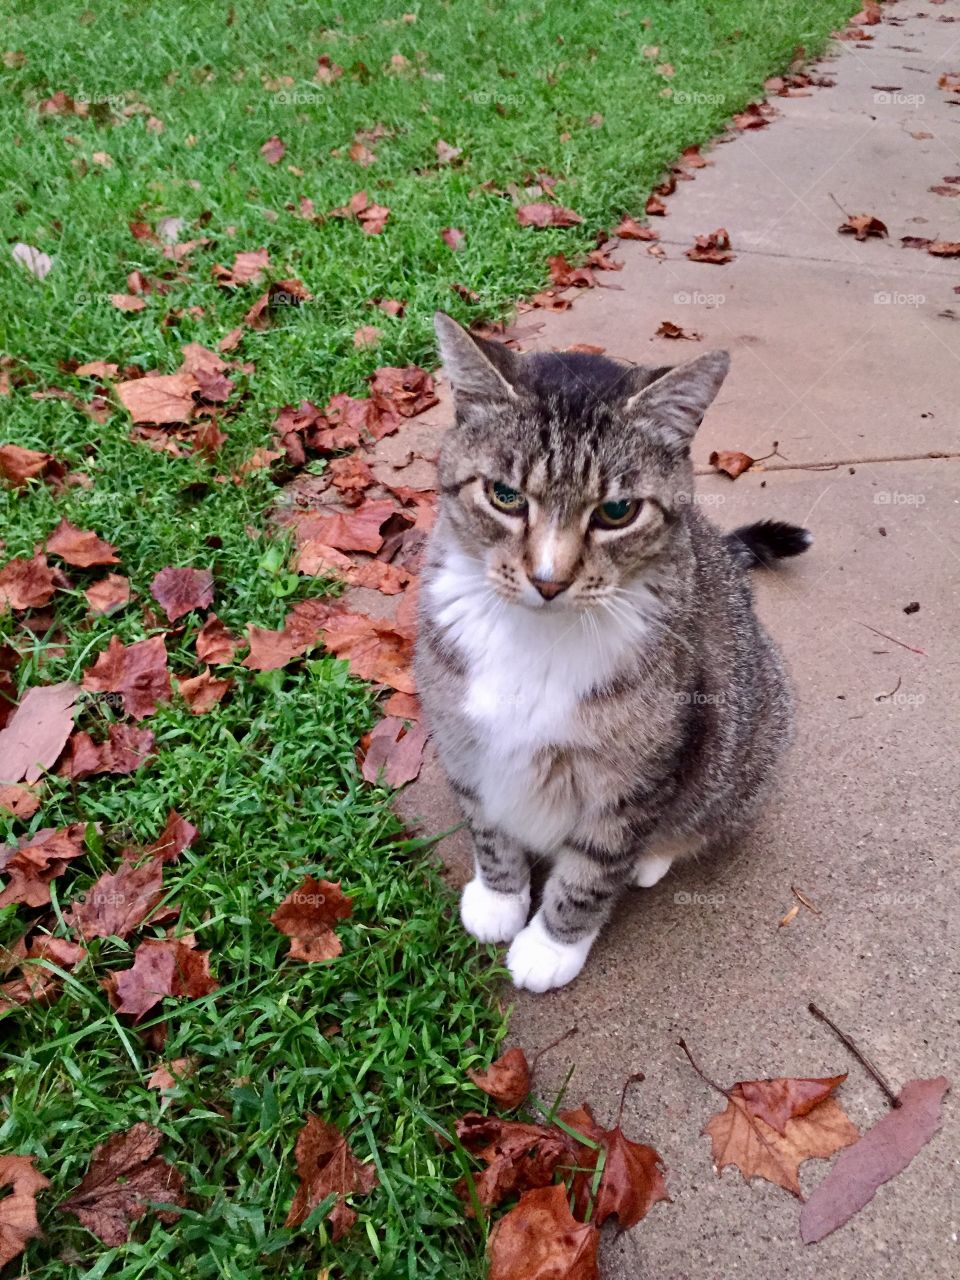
530 577 570 600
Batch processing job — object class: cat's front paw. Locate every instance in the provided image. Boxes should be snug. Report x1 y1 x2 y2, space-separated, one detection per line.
506 914 597 993
460 879 530 943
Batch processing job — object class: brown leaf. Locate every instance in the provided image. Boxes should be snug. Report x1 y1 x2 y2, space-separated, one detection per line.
709 449 754 479
315 54 343 84
645 193 667 216
737 1074 849 1135
85 574 131 616
0 444 62 487
800 1076 949 1243
82 636 170 720
212 248 270 287
107 937 218 1018
110 293 147 312
733 102 775 130
0 784 40 818
436 138 462 164
565 1109 670 1229
613 215 658 241
488 1184 599 1280
0 1154 50 1269
361 716 427 787
59 1122 186 1244
270 875 353 963
656 320 701 341
838 213 888 242
66 857 164 940
297 499 395 553
928 240 960 257
61 723 154 779
147 1057 193 1092
285 1115 378 1239
150 566 214 622
352 324 382 350
46 518 119 568
116 373 198 424
196 613 238 664
296 545 413 594
516 203 583 228
178 668 232 714
0 682 79 784
547 253 596 288
0 553 57 610
26 935 86 968
468 1046 531 1109
383 690 420 719
320 611 415 693
454 1113 577 1213
260 134 285 165
0 823 87 909
704 1084 858 1196
144 809 198 863
686 228 735 264
370 364 438 417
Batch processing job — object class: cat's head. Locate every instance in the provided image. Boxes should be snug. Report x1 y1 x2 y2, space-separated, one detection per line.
433 312 729 610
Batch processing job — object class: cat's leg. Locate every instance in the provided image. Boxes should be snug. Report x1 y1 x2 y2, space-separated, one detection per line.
507 847 631 992
460 820 531 944
630 833 705 888
631 853 673 888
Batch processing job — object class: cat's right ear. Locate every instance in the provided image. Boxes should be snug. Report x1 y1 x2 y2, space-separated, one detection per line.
434 312 519 405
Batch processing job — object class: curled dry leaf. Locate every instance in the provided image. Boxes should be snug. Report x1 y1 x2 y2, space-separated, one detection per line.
709 449 754 479
516 203 583 229
145 809 198 863
61 723 154 779
468 1046 531 1109
0 784 41 819
370 364 438 418
270 875 353 963
0 553 57 610
105 937 218 1018
563 1103 671 1229
613 215 658 240
150 566 214 622
686 228 735 264
296 498 395 554
116 372 198 425
66 857 164 940
59 1122 187 1245
46 518 119 568
928 240 960 257
110 293 146 312
0 682 79 785
0 443 64 487
656 320 701 341
361 716 428 787
645 193 667 216
488 1184 599 1280
548 253 596 288
0 823 87 909
285 1115 378 1240
178 668 232 714
84 573 131 616
212 248 270 287
838 214 888 242
0 1154 50 1269
82 635 171 719
441 226 464 250
733 102 775 130
196 613 238 664
321 611 416 693
260 134 286 165
455 1113 577 1214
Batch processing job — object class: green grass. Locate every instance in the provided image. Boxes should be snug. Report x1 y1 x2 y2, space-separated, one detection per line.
0 1 855 1277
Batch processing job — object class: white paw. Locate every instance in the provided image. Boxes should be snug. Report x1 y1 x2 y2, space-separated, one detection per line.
460 879 530 943
506 913 597 993
631 853 673 888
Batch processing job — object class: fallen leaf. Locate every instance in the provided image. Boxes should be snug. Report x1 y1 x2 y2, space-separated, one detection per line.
565 343 606 354
0 823 87 908
0 1154 50 1269
488 1184 599 1280
838 214 888 242
468 1046 531 1109
320 611 415 692
297 499 394 553
565 1107 670 1229
148 1057 193 1092
66 857 164 940
733 102 775 130
196 614 238 664
144 809 198 863
85 574 131 616
0 444 63 487
370 365 438 417
656 320 701 340
12 243 53 280
0 784 40 818
270 875 353 963
295 544 413 594
709 449 754 479
106 937 218 1018
516 203 583 228
704 1077 858 1196
613 215 658 240
177 668 232 714
687 228 735 264
0 682 79 784
46 518 119 568
548 253 596 288
260 134 286 165
59 1122 186 1245
150 566 214 622
383 690 420 719
0 553 57 610
110 293 147 312
779 903 801 927
736 1075 848 1136
800 1076 949 1243
116 373 198 425
315 54 343 84
361 716 428 787
212 248 270 287
937 72 960 92
928 240 960 257
26 935 86 968
285 1115 378 1239
441 226 464 250
645 193 667 216
352 324 382 349
61 723 154 779
82 635 171 719
436 138 462 164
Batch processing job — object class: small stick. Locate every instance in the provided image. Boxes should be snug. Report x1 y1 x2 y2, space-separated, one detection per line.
875 675 902 702
858 622 925 656
828 191 851 218
531 1024 578 1070
616 1072 646 1126
807 1003 901 1108
791 886 821 915
677 1038 732 1102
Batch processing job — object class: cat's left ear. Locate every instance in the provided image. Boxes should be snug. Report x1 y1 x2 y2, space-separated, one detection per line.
624 350 730 454
434 312 519 406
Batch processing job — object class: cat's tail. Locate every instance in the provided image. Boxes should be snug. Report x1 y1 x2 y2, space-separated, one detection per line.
725 519 812 570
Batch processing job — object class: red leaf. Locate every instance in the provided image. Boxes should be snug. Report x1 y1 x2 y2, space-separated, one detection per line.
46 518 119 568
270 876 353 963
0 1154 50 1269
150 566 214 622
361 716 427 787
0 823 87 909
82 635 171 719
84 574 131 616
613 215 658 240
66 857 164 940
61 723 154 779
709 449 754 479
284 1115 378 1239
106 937 218 1018
488 1184 599 1280
116 373 198 424
196 613 238 664
0 682 79 784
297 498 395 554
260 134 286 165
320 611 416 692
212 248 270 287
177 668 232 714
370 365 439 418
0 444 63 487
686 228 735 264
0 553 57 610
838 213 888 242
441 227 465 250
144 809 198 863
468 1046 531 1109
516 203 583 228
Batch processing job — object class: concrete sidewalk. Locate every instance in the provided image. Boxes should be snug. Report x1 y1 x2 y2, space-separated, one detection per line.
390 6 960 1276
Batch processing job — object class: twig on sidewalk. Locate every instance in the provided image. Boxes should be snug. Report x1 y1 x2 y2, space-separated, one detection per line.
807 1002 901 1108
858 622 925 656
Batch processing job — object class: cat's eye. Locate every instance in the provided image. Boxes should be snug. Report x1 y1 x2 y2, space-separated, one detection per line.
592 498 642 529
485 480 528 515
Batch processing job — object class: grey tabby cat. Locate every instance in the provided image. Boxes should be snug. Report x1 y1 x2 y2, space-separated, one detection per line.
415 313 811 992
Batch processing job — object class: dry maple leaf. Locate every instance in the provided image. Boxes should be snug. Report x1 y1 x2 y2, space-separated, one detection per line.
467 1046 531 1109
297 499 395 554
383 690 420 719
84 573 131 616
0 784 40 819
736 1074 848 1134
82 635 171 719
212 248 270 287
709 449 754 479
548 253 596 288
0 1154 50 1268
320 611 416 693
370 364 439 418
111 293 146 312
838 213 888 242
0 443 63 487
294 543 413 594
0 822 87 909
488 1184 599 1280
361 716 428 787
733 102 774 130
613 215 658 240
436 138 462 164
260 134 285 164
454 1114 576 1214
270 875 353 963
150 566 214 622
67 857 164 941
285 1115 378 1239
516 203 583 229
927 240 960 257
329 455 376 498
645 193 668 216
116 373 198 425
800 1076 949 1243
562 1103 670 1229
61 723 154 779
352 324 382 349
46 518 119 568
145 809 198 863
0 682 79 784
196 613 238 664
0 553 57 610
148 1057 193 1092
687 228 735 264
703 1077 858 1196
106 937 218 1018
657 320 701 341
178 668 232 714
59 1122 186 1245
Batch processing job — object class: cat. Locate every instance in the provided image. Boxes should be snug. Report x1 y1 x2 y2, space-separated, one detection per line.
414 312 811 992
